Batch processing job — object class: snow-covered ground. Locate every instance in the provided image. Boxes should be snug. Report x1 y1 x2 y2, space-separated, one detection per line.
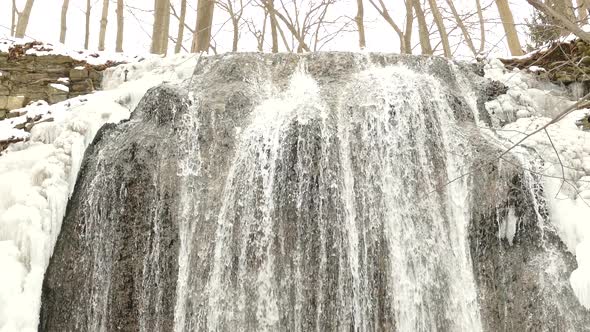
0 51 199 332
485 59 590 309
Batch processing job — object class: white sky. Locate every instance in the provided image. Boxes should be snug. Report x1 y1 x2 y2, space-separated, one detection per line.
0 0 534 58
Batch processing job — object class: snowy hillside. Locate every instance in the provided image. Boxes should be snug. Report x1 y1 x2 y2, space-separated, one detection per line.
0 50 200 332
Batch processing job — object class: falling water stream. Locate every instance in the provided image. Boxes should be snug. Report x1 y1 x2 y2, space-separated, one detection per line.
39 53 590 332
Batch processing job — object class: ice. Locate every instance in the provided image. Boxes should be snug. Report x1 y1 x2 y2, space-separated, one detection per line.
498 208 518 245
571 240 590 309
486 60 590 309
0 52 199 331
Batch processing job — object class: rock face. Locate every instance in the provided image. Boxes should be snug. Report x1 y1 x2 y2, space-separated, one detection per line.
0 52 104 118
40 53 590 331
40 86 185 332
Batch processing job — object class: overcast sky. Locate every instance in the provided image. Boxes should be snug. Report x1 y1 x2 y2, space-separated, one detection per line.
0 0 534 58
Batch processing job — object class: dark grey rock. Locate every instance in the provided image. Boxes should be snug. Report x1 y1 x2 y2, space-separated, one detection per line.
40 86 188 332
40 53 590 332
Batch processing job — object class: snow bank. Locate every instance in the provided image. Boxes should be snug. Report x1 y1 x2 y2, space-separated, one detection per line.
0 52 199 331
0 36 136 66
485 59 590 309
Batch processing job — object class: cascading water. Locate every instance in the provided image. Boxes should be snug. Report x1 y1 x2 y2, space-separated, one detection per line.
39 53 590 331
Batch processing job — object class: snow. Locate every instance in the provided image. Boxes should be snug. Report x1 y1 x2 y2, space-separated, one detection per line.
48 83 68 92
0 101 51 142
528 66 546 73
0 37 137 66
0 51 199 331
484 59 590 309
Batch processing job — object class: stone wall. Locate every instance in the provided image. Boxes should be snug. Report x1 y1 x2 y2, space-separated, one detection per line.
0 52 104 119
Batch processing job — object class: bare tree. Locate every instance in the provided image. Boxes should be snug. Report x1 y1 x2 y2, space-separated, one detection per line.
413 0 432 55
271 0 349 52
84 0 91 49
98 0 109 51
403 0 414 54
259 0 311 52
60 0 70 43
152 0 171 54
496 0 523 56
11 0 17 36
218 0 246 51
267 0 279 52
427 0 451 57
528 0 590 44
367 0 405 53
355 0 366 49
245 10 268 51
116 0 124 52
476 0 486 54
174 0 187 53
445 0 477 56
193 0 216 52
577 0 589 24
14 0 35 38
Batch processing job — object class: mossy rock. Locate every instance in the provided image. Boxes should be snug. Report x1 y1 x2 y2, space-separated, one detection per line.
576 114 590 130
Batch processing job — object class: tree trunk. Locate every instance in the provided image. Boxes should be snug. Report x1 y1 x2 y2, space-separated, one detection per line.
175 0 187 53
231 17 239 51
547 0 576 35
222 0 241 52
116 0 124 52
261 1 310 52
476 0 486 54
427 0 451 57
163 1 170 51
15 0 35 38
497 0 523 56
413 0 432 55
355 0 366 49
98 0 109 51
445 0 477 56
259 12 268 51
192 0 216 52
367 0 405 53
85 0 91 49
268 0 279 52
578 0 589 24
403 0 413 54
11 0 17 37
60 0 69 43
152 0 171 54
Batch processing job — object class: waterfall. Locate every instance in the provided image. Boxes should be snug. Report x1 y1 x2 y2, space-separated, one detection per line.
39 53 590 332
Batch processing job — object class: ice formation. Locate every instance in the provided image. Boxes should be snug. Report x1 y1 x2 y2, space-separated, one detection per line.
485 59 590 309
